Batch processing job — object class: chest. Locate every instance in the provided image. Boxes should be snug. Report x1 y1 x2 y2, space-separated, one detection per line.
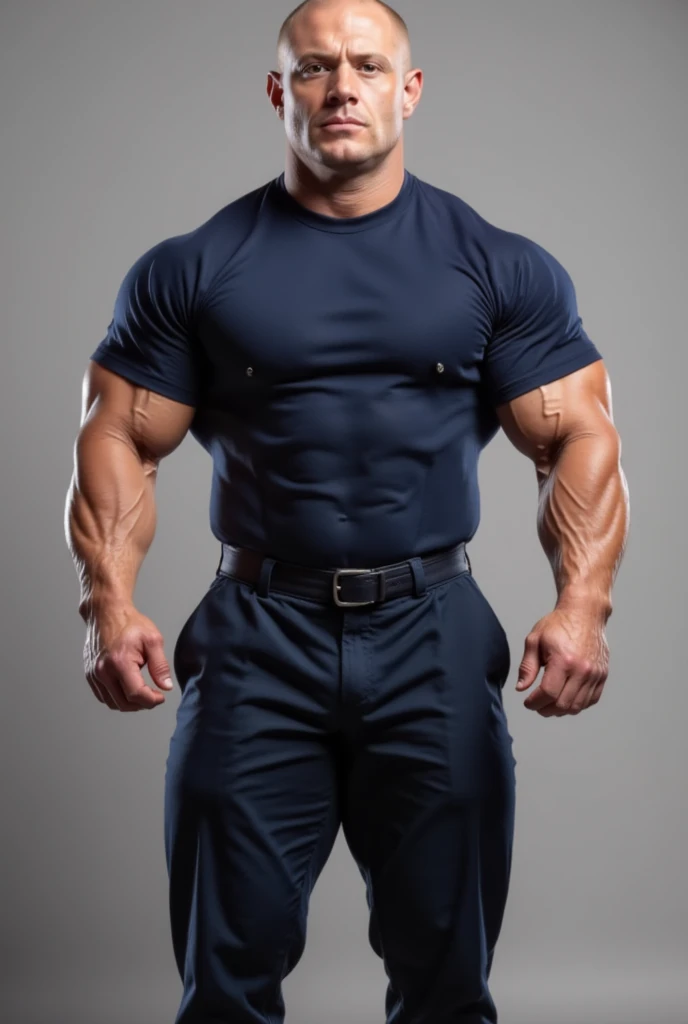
196 231 493 399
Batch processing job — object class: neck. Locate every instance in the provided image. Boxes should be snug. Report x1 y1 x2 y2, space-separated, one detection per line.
283 151 406 219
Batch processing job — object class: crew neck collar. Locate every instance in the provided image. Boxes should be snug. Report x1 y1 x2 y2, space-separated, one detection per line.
271 169 415 234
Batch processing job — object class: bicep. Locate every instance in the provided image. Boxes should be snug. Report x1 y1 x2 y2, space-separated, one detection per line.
494 359 617 467
80 360 196 463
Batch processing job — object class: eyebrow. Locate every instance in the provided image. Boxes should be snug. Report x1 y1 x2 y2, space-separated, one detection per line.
296 51 393 71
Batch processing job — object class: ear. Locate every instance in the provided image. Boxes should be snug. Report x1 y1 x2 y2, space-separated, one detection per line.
402 68 423 120
266 71 284 118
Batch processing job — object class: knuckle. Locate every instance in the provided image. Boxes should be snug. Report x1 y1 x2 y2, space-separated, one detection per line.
139 623 161 643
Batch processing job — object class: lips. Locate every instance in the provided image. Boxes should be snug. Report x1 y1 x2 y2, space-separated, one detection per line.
321 117 365 126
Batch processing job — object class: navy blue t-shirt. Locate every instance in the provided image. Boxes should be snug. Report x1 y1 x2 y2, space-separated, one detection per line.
90 169 603 568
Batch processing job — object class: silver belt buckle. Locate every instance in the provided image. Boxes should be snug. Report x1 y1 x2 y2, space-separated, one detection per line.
332 568 379 608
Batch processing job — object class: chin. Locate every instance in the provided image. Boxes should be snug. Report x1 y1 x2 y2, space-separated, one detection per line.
319 154 373 172
316 142 375 162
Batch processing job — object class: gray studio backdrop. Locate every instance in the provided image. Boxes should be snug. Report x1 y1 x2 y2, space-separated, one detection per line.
2 2 686 1022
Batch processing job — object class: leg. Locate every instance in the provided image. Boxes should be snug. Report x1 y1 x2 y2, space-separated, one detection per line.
165 574 342 1023
342 570 517 1024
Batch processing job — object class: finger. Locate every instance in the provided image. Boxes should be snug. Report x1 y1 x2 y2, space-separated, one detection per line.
524 685 559 714
532 693 563 716
539 695 576 717
584 677 605 709
523 661 568 712
94 657 130 711
516 632 542 691
97 648 162 710
541 673 600 716
88 670 119 710
95 658 150 712
550 670 593 715
115 659 166 709
573 676 599 712
99 671 138 711
107 680 147 711
144 635 174 692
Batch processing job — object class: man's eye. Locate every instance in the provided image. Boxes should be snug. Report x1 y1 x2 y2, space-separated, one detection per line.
301 62 379 74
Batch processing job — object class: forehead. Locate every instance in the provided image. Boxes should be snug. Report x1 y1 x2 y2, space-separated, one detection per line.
287 4 398 55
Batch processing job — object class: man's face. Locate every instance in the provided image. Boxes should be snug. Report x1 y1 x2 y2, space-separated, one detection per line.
277 3 412 174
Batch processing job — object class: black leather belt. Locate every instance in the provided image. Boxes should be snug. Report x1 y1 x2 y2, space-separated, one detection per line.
217 541 471 607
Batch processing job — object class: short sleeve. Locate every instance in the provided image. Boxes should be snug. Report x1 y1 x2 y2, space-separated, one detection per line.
90 237 201 405
483 236 603 406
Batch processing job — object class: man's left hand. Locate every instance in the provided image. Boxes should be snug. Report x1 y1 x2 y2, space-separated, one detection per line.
515 605 610 716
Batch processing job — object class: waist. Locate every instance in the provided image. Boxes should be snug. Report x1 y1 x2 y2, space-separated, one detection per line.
216 541 472 608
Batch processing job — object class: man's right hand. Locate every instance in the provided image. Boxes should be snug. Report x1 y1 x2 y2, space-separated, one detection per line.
83 603 175 711
67 362 195 711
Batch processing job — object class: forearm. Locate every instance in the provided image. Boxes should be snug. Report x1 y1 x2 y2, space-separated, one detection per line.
65 423 158 621
536 427 629 621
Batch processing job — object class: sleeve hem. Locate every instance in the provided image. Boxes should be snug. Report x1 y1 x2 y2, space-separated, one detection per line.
90 352 198 406
488 349 603 407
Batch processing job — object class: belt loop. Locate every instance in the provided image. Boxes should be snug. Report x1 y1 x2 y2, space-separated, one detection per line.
408 557 427 598
257 556 276 598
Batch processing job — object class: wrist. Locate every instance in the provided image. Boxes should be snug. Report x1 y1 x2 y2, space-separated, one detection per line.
79 585 135 622
556 583 613 621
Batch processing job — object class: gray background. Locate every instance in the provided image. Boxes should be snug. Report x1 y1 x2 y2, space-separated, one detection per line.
2 1 686 1022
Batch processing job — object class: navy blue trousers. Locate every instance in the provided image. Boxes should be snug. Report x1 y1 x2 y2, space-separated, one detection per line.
164 557 516 1024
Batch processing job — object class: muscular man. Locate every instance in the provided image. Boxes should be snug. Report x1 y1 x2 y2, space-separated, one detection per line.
65 1 629 1021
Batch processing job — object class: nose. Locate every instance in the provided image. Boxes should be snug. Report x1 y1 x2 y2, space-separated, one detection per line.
325 63 359 107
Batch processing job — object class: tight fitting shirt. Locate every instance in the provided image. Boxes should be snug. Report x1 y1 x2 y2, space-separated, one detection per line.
90 169 603 569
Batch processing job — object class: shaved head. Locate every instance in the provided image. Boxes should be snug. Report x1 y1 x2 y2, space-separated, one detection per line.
269 0 422 184
277 0 411 74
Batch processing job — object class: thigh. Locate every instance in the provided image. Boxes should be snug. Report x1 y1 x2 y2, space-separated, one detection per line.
341 571 516 1022
164 575 343 1013
344 570 516 862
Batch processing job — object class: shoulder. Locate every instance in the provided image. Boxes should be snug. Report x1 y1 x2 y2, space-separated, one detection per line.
116 178 276 306
485 228 580 319
411 173 498 241
178 179 274 250
413 174 563 270
144 178 273 263
411 174 570 319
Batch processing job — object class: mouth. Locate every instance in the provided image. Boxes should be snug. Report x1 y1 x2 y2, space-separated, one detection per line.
321 115 366 125
320 121 366 132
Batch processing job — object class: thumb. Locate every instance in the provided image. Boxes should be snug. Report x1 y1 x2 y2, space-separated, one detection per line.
144 634 174 691
516 632 541 691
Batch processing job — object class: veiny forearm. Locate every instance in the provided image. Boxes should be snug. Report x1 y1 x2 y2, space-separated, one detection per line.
536 428 629 621
65 422 158 621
